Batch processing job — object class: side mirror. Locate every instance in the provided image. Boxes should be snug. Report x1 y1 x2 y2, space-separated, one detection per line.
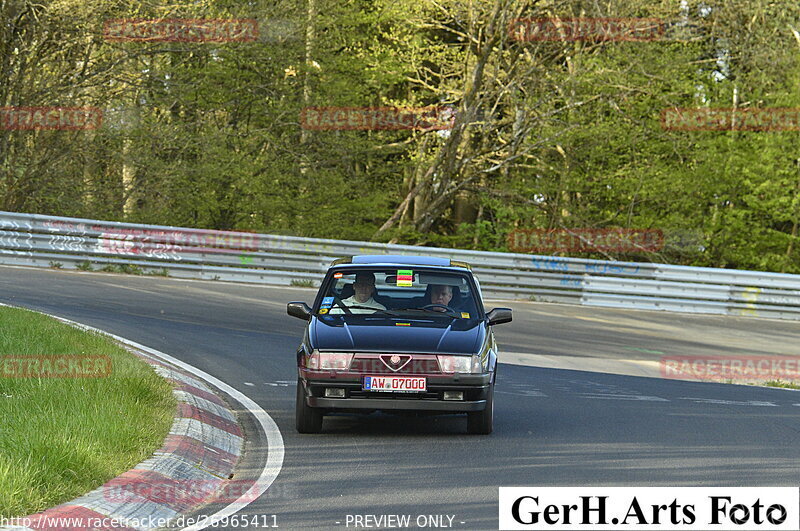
486 307 512 326
287 302 312 321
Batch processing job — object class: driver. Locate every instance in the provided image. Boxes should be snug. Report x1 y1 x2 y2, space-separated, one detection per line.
428 284 454 311
330 272 387 314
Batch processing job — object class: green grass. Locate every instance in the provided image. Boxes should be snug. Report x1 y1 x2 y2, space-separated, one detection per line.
290 279 314 288
146 268 170 277
76 261 169 277
0 307 176 518
100 263 145 275
764 380 800 390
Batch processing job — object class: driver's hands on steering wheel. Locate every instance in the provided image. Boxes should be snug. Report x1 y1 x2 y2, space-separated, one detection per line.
421 303 457 315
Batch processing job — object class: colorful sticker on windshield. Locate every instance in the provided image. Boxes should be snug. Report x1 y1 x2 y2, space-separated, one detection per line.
333 272 343 278
461 312 470 319
321 296 334 309
395 322 411 326
319 308 329 314
397 269 413 287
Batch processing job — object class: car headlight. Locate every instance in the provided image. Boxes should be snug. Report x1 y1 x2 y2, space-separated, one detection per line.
437 354 481 374
307 350 353 370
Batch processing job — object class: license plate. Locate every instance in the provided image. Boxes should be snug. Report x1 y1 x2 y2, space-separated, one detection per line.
363 376 426 393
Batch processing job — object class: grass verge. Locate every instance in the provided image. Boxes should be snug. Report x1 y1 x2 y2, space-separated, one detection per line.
764 379 800 390
0 306 176 518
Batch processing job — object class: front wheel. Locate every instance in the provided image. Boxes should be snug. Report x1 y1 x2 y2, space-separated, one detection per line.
467 382 494 434
296 379 323 433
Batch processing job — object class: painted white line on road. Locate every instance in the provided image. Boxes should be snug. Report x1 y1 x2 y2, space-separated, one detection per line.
578 393 669 402
679 397 778 407
0 303 284 531
496 390 547 397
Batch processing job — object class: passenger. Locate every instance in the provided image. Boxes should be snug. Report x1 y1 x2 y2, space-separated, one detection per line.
428 284 454 311
330 272 387 314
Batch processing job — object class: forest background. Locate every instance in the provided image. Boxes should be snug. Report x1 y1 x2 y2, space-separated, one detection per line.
3 0 800 273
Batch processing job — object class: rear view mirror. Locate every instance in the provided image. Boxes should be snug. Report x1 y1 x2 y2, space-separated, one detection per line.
287 302 312 320
486 308 512 326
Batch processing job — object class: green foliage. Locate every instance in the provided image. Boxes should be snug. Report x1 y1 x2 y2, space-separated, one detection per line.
2 0 800 272
764 380 800 390
99 263 144 275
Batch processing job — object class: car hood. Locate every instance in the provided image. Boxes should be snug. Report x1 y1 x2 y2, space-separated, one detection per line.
310 316 485 354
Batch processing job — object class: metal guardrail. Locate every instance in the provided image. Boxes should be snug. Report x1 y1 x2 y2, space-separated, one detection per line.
2 210 800 320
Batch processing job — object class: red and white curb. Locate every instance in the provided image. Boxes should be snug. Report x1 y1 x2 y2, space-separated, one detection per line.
0 305 284 531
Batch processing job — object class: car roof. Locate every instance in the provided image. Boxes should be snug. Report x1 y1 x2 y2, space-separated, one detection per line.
330 255 471 270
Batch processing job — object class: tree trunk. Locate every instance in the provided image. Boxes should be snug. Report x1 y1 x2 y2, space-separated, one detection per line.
372 0 512 239
300 0 316 148
121 136 135 216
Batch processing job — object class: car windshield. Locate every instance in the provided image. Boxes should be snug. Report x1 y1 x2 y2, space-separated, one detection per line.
316 268 480 318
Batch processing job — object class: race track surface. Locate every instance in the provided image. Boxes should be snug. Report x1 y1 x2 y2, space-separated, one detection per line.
2 265 799 530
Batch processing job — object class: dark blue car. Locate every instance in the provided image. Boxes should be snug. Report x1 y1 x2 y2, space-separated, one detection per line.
287 255 512 434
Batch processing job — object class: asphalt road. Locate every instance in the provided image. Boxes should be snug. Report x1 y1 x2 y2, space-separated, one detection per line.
2 265 800 530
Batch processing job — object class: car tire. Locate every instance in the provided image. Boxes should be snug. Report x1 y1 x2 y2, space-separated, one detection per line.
296 379 323 433
467 381 494 435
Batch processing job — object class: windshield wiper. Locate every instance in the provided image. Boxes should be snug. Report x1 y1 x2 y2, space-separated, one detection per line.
388 307 459 317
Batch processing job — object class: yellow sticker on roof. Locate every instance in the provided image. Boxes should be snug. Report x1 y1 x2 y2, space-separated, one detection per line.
397 269 413 287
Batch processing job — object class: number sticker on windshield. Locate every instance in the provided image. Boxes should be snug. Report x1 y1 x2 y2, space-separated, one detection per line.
397 269 413 287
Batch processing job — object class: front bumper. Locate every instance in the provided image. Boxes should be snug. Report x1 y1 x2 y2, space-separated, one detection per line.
299 370 491 413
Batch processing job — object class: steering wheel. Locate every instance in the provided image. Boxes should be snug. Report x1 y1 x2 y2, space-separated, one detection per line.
421 303 456 314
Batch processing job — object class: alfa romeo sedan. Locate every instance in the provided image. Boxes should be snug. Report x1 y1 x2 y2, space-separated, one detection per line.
287 255 512 434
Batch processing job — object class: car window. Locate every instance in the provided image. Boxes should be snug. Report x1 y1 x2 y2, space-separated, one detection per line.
317 268 479 318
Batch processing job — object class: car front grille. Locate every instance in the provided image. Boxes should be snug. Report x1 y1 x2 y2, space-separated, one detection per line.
348 389 441 400
349 353 441 374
